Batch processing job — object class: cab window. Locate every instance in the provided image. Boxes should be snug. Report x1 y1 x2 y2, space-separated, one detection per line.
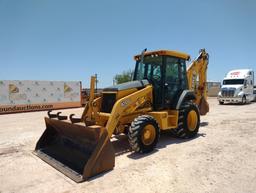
166 57 179 83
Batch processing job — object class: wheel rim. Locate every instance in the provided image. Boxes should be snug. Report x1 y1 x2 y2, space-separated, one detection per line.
187 110 198 131
141 125 156 145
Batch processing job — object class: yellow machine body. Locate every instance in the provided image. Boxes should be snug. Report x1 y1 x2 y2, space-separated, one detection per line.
35 49 209 182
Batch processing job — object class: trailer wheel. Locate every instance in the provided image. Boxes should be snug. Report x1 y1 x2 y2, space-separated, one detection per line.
128 115 160 153
172 102 200 139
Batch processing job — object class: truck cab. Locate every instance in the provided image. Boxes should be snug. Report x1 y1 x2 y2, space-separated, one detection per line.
253 86 256 102
218 69 254 104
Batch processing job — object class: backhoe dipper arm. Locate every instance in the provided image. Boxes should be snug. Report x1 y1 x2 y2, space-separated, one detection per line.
187 49 209 115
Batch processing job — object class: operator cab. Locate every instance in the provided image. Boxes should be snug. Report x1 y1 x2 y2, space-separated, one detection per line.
133 50 190 110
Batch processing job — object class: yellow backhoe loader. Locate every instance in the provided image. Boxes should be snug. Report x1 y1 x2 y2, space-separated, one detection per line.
34 48 209 182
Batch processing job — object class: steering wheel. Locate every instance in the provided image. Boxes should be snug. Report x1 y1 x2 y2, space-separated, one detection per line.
153 74 161 82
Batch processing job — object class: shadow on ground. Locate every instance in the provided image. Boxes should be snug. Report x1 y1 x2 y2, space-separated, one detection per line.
111 131 206 159
221 102 255 106
200 121 209 127
87 130 206 182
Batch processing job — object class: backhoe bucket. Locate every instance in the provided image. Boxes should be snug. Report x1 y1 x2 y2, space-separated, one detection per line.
34 117 115 183
198 96 209 115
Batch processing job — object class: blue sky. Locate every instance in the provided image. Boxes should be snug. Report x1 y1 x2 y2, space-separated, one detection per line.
0 0 255 88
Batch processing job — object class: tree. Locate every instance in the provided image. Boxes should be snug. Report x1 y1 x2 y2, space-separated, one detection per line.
114 69 133 85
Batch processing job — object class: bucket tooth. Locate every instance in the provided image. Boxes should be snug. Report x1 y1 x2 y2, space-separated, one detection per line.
57 112 68 120
69 114 82 123
47 110 58 118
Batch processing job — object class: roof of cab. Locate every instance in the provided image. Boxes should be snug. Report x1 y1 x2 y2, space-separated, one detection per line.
134 50 190 61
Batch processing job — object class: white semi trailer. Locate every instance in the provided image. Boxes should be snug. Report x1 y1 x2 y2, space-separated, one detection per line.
217 69 254 104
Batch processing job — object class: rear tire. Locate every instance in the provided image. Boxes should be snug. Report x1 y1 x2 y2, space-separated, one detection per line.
128 115 160 153
219 101 224 105
172 102 200 139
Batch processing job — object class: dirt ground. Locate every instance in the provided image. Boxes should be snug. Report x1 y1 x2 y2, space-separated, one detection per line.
0 98 256 193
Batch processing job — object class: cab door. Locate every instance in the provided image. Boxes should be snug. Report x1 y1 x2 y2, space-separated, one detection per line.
164 57 188 108
146 63 163 110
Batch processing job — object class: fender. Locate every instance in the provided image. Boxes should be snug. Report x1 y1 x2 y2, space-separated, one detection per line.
176 90 196 110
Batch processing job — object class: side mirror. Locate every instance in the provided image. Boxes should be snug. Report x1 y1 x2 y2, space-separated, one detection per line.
244 81 247 88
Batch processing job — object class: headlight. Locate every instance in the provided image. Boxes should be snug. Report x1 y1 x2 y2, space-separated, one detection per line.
238 91 244 97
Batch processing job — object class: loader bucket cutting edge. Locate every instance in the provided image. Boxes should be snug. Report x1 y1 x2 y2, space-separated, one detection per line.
34 117 115 183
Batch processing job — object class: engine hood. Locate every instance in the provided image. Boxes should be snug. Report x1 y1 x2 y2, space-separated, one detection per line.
103 80 150 91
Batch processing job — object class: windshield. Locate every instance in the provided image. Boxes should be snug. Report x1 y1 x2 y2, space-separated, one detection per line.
134 55 163 81
223 79 244 85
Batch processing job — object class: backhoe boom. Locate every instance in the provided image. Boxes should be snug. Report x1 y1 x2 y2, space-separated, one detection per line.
187 49 209 115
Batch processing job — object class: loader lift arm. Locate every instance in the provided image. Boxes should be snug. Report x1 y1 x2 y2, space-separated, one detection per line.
187 49 209 115
104 85 152 137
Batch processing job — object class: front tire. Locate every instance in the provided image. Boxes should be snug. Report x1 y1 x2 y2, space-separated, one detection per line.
172 102 200 139
241 96 246 105
219 101 224 105
128 115 160 153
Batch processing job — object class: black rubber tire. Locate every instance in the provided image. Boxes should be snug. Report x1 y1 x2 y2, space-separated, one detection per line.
172 102 200 139
219 101 224 105
128 115 160 153
241 96 246 105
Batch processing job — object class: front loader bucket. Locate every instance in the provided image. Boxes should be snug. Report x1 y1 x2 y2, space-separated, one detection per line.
34 117 115 183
